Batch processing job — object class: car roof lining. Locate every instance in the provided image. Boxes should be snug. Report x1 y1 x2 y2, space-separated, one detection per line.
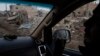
23 0 94 6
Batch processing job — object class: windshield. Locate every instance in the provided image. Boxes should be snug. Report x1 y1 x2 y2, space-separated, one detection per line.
0 2 53 36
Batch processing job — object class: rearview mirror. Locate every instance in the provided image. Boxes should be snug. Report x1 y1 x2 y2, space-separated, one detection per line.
53 29 71 43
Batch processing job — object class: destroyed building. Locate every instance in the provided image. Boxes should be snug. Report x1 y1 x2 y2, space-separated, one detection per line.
6 5 48 35
0 4 40 36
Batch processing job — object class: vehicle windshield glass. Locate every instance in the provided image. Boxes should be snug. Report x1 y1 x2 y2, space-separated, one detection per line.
53 0 99 51
0 2 53 36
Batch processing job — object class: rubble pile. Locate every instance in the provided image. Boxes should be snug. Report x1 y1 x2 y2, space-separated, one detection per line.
53 2 98 50
65 17 87 50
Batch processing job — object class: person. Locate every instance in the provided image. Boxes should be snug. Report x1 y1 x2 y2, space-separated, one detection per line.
79 3 100 56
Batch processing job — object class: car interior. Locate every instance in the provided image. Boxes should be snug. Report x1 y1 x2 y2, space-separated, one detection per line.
0 0 99 56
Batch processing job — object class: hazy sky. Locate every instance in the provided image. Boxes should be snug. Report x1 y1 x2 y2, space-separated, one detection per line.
0 3 11 11
94 0 100 4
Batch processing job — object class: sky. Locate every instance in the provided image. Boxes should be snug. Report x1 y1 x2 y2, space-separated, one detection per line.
94 0 100 4
0 3 11 11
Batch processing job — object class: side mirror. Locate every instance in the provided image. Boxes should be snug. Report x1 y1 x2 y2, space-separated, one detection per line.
53 29 71 43
52 29 71 56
